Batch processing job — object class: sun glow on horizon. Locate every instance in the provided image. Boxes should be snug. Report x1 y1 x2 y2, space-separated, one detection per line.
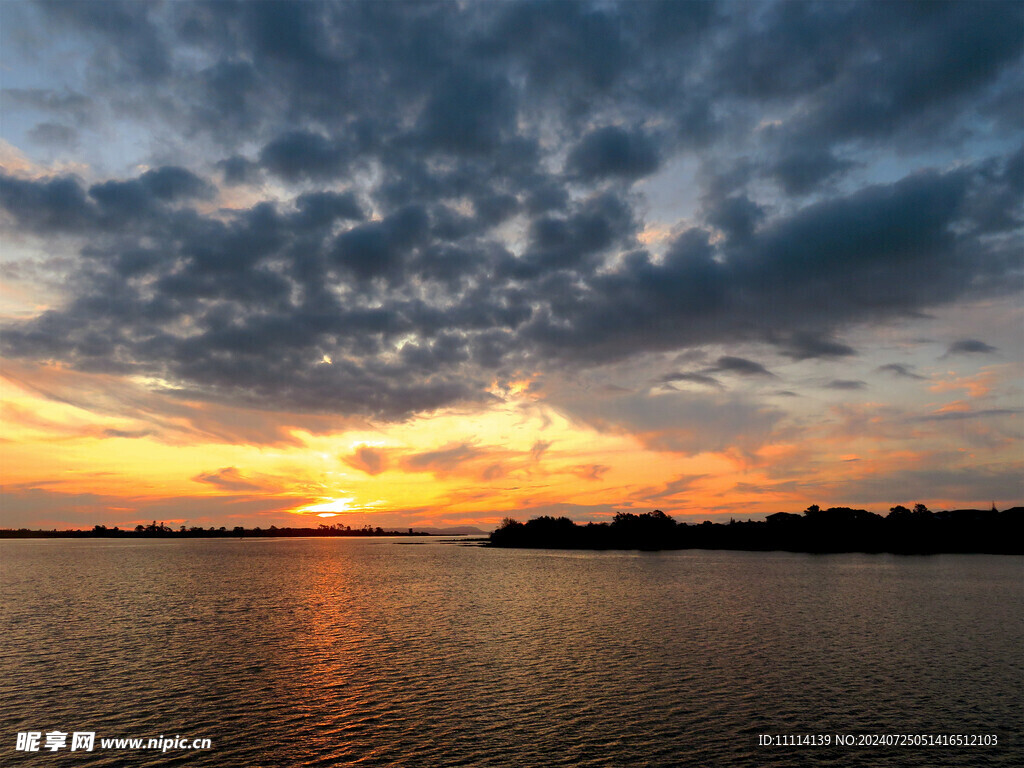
298 498 357 516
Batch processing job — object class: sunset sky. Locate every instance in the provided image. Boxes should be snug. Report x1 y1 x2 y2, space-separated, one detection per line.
1 0 1021 531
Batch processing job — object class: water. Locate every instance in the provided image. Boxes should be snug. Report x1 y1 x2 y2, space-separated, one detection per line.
1 538 1021 767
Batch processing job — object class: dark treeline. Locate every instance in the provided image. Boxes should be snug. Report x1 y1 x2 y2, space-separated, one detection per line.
0 521 429 539
489 505 1024 554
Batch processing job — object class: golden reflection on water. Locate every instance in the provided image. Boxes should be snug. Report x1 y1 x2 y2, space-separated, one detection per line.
1 539 1021 767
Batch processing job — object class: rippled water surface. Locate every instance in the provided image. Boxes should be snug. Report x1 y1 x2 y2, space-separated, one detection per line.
2 538 1021 766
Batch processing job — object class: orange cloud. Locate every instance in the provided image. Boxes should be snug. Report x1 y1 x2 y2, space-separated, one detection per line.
343 445 389 475
192 467 265 492
399 442 488 476
568 464 611 481
929 370 996 398
0 138 91 180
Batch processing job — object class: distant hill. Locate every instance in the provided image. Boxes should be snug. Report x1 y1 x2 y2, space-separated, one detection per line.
416 526 489 536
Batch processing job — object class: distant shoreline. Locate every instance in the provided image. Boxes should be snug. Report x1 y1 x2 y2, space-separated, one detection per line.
0 526 432 540
488 505 1024 555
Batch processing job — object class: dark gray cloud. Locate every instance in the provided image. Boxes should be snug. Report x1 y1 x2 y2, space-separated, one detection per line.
218 155 260 186
27 122 79 148
140 166 213 202
2 87 96 126
52 1 172 81
767 147 855 196
945 339 999 356
259 131 353 183
824 380 867 391
566 126 660 181
21 0 1020 164
705 194 764 243
294 190 365 228
920 408 1019 423
2 151 1018 417
720 2 1024 154
661 372 722 389
1 0 1021 422
332 205 429 281
415 71 516 155
0 174 93 233
777 333 858 361
877 363 925 380
708 356 774 377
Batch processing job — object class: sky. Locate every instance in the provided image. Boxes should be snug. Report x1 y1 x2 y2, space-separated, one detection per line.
0 0 1021 531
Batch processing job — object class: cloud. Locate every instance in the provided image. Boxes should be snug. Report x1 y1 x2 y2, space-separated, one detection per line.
704 194 765 242
138 166 214 202
399 443 486 476
2 87 96 126
259 130 352 183
777 333 857 361
551 386 783 456
294 190 365 226
719 2 1024 157
661 372 722 389
707 356 774 377
919 408 1019 422
631 474 707 504
767 148 856 196
944 339 999 356
415 70 516 155
566 126 660 181
2 154 1017 419
332 205 429 281
0 0 1020 427
0 173 93 232
824 380 867 391
929 370 998 399
0 359 363 447
218 155 260 186
482 463 506 481
343 445 388 476
101 428 156 439
569 464 610 481
877 363 925 380
831 465 1024 507
192 467 264 492
27 122 79 149
529 440 552 462
42 1 172 82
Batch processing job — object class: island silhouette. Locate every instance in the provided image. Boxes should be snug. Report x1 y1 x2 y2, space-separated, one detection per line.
488 504 1023 555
